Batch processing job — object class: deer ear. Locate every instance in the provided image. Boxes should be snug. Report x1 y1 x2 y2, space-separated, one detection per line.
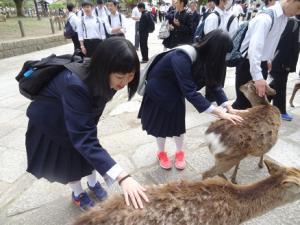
265 84 276 96
264 160 285 176
281 178 300 194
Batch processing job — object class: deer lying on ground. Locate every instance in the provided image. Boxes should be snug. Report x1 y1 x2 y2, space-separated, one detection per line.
203 81 281 183
74 160 300 225
289 82 300 107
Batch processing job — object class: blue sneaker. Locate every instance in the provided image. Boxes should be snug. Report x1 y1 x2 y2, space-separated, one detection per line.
72 191 94 211
281 113 293 121
87 181 108 201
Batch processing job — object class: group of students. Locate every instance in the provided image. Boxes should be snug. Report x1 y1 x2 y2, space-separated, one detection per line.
66 0 127 57
23 0 300 213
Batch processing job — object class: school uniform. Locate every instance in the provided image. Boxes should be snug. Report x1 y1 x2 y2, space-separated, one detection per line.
77 14 112 57
138 49 228 138
26 68 122 185
131 6 141 49
232 2 288 109
107 11 127 37
94 5 110 19
67 12 81 54
139 11 151 61
269 18 300 114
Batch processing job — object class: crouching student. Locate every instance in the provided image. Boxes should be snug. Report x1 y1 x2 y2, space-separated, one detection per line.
25 37 149 211
138 30 244 171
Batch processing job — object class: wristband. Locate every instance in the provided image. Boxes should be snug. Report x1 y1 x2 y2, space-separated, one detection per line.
118 174 131 185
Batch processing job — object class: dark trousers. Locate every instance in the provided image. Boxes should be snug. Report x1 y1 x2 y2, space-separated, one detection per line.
135 21 140 50
269 70 289 114
83 39 102 57
232 59 268 109
71 33 81 53
159 12 165 22
140 32 149 61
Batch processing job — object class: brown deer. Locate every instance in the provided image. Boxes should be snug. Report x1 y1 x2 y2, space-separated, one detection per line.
289 82 300 107
74 160 300 225
203 81 281 183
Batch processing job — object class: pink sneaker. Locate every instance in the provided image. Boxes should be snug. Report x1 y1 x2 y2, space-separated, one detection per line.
175 151 186 170
157 151 172 170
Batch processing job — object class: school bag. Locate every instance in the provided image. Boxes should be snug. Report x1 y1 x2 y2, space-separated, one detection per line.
158 20 170 39
147 12 155 33
193 11 221 42
137 45 197 96
226 9 274 67
64 16 76 39
15 54 84 100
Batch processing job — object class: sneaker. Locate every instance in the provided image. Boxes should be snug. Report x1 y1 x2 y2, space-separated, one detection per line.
72 191 94 211
157 151 172 170
281 113 293 121
87 181 108 201
175 151 186 170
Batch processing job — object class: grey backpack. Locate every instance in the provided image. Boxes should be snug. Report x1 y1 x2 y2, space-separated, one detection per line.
226 9 274 67
137 45 197 96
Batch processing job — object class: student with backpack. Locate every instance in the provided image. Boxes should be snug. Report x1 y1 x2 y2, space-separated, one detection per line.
231 0 300 110
138 30 244 170
65 3 81 57
23 37 149 211
138 2 155 63
94 0 110 19
77 0 111 57
107 0 127 37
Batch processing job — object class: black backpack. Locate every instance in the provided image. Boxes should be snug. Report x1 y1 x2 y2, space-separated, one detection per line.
64 17 77 39
15 54 84 100
193 11 221 42
147 12 155 33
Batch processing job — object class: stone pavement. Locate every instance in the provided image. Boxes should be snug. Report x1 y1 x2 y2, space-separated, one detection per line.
0 20 300 225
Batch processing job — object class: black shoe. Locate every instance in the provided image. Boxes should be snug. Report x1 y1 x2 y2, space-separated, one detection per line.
140 60 148 64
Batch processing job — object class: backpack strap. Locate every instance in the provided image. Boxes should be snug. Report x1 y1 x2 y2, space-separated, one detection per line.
213 11 221 27
95 8 99 17
108 15 111 26
175 45 197 62
119 13 122 27
261 9 275 31
226 15 236 32
81 16 87 38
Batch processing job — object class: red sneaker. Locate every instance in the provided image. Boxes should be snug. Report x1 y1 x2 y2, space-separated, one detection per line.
157 151 172 170
175 151 186 170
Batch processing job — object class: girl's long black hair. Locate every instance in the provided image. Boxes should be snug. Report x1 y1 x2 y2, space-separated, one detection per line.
192 29 233 88
86 37 140 101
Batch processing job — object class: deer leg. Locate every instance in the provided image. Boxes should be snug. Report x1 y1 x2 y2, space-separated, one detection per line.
289 83 300 108
230 162 240 184
258 155 264 168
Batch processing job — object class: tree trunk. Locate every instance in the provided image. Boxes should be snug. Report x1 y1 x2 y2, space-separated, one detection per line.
14 0 25 17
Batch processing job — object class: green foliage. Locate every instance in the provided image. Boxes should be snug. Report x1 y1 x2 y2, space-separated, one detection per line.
0 0 15 7
49 2 65 9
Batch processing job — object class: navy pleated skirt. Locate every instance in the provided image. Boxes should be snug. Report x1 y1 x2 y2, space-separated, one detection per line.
138 94 186 138
25 122 94 184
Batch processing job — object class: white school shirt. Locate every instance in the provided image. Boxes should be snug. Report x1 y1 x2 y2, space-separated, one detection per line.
232 4 244 17
94 6 110 19
240 2 288 81
77 15 112 41
131 6 141 19
67 12 79 32
108 11 127 32
204 6 238 38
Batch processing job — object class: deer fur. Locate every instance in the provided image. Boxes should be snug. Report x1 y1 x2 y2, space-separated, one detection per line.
289 82 300 107
74 160 300 225
203 81 281 183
